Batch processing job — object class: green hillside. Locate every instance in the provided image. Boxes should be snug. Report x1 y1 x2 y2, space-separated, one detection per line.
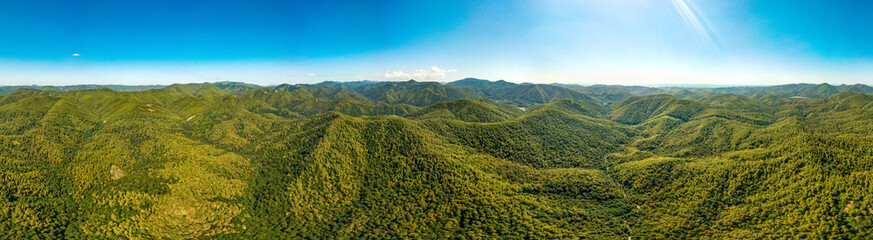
404 99 522 123
528 98 609 118
446 79 598 107
610 94 707 125
2 81 873 239
486 84 596 107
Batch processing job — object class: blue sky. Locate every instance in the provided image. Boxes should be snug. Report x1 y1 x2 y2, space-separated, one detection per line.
1 0 871 86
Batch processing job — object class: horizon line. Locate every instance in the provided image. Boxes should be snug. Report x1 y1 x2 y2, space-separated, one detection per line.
0 78 867 89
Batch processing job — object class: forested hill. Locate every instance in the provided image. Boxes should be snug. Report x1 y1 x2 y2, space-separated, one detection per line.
2 80 873 239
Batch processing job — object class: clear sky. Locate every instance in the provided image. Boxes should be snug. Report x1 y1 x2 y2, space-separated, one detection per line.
1 0 871 86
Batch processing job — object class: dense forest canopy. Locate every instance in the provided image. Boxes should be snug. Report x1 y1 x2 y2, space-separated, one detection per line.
2 79 873 239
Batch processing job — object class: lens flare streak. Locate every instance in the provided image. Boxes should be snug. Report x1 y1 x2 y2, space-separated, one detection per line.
671 0 722 50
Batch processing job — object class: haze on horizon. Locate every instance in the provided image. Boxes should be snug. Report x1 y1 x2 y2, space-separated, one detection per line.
1 0 871 86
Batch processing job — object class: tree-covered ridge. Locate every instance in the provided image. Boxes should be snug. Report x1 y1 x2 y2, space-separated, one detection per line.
444 78 599 107
446 78 518 90
659 83 873 99
0 85 165 95
5 79 871 108
1 80 872 239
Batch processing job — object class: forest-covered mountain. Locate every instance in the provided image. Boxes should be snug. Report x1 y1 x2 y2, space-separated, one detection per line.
2 79 873 239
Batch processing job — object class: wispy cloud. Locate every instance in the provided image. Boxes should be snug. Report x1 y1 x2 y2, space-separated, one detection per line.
305 73 316 76
384 66 457 80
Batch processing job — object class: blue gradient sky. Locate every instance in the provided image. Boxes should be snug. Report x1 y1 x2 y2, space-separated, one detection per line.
1 0 871 85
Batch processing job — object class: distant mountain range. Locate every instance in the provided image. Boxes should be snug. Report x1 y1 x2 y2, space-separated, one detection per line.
4 78 871 106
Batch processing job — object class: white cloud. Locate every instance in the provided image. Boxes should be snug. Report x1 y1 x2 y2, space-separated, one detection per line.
305 73 316 76
384 70 412 79
72 53 80 57
384 66 457 80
